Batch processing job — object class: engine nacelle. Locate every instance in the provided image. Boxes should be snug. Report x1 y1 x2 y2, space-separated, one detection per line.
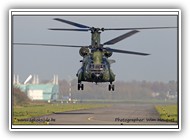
79 47 89 57
104 50 113 57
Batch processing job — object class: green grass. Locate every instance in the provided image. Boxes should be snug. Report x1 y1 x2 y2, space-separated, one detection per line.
13 103 110 124
155 105 178 122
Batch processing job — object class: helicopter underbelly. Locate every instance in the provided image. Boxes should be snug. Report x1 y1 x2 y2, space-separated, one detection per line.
77 68 115 83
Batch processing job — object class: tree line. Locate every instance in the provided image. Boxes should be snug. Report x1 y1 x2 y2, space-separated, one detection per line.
58 79 177 101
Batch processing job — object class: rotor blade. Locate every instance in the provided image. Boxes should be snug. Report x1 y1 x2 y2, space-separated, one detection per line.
49 28 89 31
54 18 90 29
103 30 139 45
104 26 177 31
14 43 86 48
105 47 150 56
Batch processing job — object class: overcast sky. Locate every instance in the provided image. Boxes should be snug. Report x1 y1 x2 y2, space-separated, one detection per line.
12 13 178 83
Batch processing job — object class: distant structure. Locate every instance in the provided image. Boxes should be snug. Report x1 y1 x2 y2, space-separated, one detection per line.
13 74 59 102
166 90 177 99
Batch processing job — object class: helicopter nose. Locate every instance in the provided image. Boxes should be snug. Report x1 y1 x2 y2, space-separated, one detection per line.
91 73 103 80
95 73 100 77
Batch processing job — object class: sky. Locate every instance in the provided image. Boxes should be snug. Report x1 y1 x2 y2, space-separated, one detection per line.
12 12 178 83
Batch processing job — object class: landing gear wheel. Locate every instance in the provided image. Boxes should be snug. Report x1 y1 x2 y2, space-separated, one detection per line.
78 83 80 90
78 83 84 90
108 84 114 91
108 84 111 91
111 84 115 91
81 84 84 90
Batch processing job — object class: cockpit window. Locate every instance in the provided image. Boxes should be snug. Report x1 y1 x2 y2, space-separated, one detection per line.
85 57 109 72
90 64 104 70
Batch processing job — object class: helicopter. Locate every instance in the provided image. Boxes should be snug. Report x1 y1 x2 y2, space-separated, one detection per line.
14 18 176 91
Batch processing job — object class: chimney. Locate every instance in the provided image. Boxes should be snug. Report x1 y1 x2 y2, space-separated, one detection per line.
36 75 39 84
16 75 20 84
32 74 36 84
13 74 16 84
56 75 59 85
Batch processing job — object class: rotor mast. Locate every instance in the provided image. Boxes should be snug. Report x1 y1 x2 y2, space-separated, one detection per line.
90 28 103 64
90 28 101 49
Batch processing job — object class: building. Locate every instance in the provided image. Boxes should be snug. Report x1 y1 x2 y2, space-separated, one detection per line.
14 74 59 102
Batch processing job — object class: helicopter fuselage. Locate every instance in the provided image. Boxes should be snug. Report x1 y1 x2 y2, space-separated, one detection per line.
77 50 115 90
77 51 115 83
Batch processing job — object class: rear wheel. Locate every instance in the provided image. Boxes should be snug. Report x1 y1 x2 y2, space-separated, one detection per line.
108 84 114 91
81 84 84 90
78 83 84 90
112 84 115 91
78 83 80 90
108 84 111 91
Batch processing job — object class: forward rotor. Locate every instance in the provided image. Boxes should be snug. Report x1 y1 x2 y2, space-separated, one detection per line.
14 18 177 56
49 18 177 32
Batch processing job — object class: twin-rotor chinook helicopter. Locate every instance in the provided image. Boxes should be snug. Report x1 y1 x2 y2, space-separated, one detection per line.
14 18 176 91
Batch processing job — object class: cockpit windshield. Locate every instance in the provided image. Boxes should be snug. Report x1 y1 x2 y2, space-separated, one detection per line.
85 57 109 72
90 64 104 70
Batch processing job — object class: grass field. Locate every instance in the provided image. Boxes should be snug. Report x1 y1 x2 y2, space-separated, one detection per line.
13 103 110 124
155 105 178 122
